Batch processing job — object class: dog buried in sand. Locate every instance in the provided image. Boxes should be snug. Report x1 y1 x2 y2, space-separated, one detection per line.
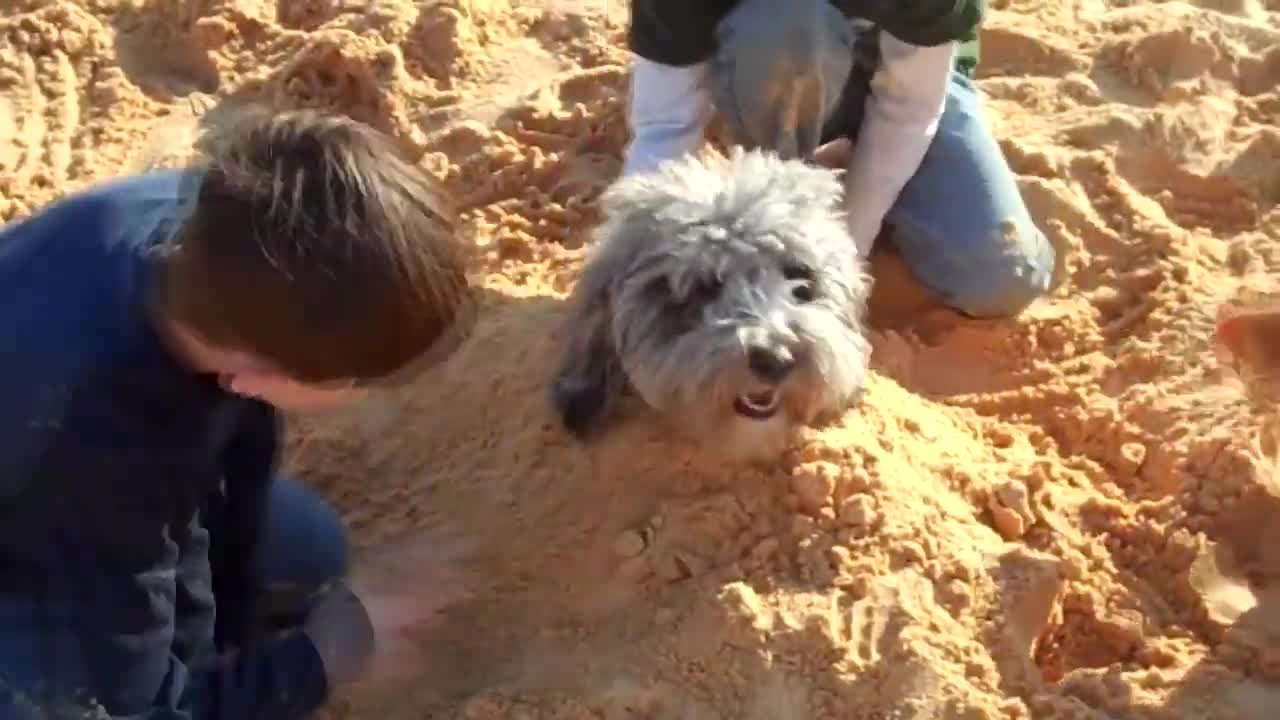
551 147 873 461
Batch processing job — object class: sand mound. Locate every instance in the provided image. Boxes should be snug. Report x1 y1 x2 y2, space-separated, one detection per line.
4 0 1280 717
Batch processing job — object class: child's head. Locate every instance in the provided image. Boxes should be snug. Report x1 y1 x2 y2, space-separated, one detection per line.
151 107 473 410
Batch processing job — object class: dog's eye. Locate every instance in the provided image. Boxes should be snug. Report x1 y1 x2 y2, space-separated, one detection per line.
782 264 814 281
689 277 723 303
644 276 673 299
783 264 817 304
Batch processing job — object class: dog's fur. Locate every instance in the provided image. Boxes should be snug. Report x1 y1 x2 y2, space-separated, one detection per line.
551 147 873 460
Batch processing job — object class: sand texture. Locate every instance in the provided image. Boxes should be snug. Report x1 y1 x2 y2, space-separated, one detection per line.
4 0 1280 717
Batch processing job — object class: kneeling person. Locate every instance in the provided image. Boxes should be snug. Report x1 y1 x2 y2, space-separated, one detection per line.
0 108 471 719
625 0 1056 318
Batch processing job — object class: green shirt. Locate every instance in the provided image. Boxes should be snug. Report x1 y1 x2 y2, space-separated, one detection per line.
957 34 981 78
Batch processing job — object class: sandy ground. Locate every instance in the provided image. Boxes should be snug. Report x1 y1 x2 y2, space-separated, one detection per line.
3 0 1280 717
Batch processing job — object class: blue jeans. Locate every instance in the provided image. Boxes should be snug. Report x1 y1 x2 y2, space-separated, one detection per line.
707 0 1055 318
249 477 350 625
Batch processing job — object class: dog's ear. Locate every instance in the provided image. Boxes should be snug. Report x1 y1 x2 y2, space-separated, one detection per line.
552 169 676 439
551 263 627 440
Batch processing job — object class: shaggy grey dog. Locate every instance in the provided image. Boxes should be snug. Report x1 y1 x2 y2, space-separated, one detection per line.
551 147 873 460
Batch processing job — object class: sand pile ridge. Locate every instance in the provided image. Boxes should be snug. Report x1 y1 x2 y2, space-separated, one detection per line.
3 0 1280 718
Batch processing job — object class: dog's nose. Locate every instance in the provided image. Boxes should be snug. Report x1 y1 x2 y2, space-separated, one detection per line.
747 345 796 382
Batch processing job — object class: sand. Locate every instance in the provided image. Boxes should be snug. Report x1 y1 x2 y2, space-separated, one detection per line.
3 0 1280 717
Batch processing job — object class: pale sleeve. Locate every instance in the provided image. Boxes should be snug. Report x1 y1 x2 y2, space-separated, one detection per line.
842 31 955 256
621 55 716 178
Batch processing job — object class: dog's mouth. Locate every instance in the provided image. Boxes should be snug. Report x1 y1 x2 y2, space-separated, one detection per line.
734 389 780 420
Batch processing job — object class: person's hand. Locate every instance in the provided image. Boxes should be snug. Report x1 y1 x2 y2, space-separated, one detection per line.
303 582 376 687
301 532 469 696
340 532 472 697
812 138 854 172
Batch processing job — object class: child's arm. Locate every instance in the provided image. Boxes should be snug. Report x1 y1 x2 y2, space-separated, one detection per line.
206 402 280 653
841 32 954 255
828 1 985 253
198 402 338 719
189 631 332 720
622 56 715 178
622 0 732 177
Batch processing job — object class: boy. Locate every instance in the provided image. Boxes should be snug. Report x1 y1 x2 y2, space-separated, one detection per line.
0 108 472 718
624 0 1055 319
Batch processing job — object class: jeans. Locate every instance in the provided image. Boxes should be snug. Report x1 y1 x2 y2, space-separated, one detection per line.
707 0 1055 318
250 477 350 627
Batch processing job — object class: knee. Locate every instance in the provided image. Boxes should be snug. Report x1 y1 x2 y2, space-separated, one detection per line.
293 494 349 592
948 220 1057 319
893 216 1056 319
258 478 350 603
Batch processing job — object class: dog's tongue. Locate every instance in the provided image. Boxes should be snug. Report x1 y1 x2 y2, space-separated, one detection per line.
741 390 777 411
734 389 779 419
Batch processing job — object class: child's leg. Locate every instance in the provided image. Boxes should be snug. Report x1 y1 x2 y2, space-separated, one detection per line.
884 72 1054 318
252 477 351 627
834 61 1055 318
706 0 856 160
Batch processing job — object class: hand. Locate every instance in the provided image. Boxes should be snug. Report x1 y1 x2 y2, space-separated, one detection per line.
811 138 878 254
302 582 375 687
812 138 854 172
338 533 472 695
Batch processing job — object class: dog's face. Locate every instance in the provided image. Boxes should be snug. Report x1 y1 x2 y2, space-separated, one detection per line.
552 148 872 460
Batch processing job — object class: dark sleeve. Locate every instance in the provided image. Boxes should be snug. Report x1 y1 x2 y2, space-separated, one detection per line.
188 631 330 720
0 633 327 720
206 401 280 652
627 0 741 66
182 410 331 720
197 401 331 720
202 401 336 717
0 636 328 720
838 0 985 46
0 192 108 504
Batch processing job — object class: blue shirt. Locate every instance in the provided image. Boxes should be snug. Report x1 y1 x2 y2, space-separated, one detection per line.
0 172 328 719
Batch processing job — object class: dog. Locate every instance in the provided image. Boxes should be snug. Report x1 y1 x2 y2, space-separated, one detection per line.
550 147 873 461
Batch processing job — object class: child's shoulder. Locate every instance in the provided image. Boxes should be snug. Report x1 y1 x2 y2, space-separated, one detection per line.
0 171 215 486
0 169 193 392
0 169 191 251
